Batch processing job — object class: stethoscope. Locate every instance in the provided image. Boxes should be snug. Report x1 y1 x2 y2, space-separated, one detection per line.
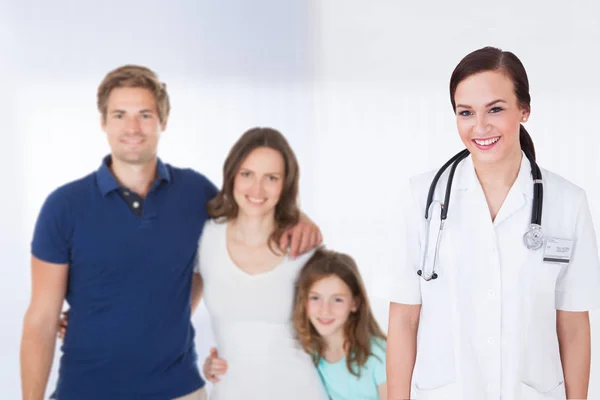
417 149 544 281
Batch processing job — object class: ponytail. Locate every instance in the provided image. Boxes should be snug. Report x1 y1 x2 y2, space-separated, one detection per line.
519 125 536 162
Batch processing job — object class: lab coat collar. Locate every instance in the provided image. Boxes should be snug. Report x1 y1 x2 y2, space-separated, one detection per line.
456 151 535 199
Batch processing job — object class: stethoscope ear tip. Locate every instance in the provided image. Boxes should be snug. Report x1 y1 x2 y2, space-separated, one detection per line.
417 269 438 280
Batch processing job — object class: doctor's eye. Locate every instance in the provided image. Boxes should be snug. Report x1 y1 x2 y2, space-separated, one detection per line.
309 295 319 301
240 170 251 178
489 107 504 113
457 110 472 117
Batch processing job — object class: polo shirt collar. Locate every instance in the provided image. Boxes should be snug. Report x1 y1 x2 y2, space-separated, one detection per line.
96 155 171 196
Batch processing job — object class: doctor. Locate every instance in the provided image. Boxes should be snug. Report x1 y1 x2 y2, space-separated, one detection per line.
386 46 600 400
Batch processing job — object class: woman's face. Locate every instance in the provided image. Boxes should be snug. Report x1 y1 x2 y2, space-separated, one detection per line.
454 70 529 165
233 146 285 219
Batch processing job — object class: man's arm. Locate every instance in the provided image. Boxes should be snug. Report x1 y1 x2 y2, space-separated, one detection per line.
279 212 322 258
387 302 420 400
557 310 591 400
20 256 68 400
191 273 203 315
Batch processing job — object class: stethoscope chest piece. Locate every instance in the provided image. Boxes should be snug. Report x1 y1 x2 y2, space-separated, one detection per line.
523 223 544 250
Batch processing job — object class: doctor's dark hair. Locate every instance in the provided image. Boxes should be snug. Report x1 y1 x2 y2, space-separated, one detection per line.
207 127 300 253
293 247 387 378
449 46 535 161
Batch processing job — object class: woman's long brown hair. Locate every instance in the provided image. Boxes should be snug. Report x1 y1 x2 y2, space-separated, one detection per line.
293 247 386 377
207 127 301 253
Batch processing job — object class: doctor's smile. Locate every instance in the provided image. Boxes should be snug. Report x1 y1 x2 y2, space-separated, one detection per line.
472 136 500 149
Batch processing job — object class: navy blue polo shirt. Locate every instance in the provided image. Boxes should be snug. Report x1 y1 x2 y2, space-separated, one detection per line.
31 156 217 400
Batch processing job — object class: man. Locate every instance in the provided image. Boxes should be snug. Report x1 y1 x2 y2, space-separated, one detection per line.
20 65 321 400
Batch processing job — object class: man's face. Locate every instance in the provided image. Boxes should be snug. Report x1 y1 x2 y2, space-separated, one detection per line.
101 87 166 165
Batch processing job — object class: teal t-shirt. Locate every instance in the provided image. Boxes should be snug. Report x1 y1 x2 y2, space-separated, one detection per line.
317 337 386 400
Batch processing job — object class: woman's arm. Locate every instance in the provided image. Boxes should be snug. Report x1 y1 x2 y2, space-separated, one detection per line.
191 273 203 315
557 310 591 399
386 302 420 399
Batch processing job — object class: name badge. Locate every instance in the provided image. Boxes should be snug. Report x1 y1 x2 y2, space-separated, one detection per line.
543 237 574 264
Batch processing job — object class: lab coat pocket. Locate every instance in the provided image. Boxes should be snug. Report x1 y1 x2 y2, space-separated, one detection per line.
520 260 564 396
519 328 564 395
412 382 459 400
413 277 456 391
519 381 565 399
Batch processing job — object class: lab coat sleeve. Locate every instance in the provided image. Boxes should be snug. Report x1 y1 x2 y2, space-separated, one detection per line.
387 178 422 305
555 191 600 311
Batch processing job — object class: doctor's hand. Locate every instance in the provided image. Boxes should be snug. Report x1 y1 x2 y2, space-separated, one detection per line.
279 212 322 259
57 310 69 341
203 347 228 383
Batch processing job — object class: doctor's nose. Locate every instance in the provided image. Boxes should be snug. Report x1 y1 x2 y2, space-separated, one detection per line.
473 115 491 136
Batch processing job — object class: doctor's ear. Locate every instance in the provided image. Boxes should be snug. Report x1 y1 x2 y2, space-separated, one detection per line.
521 110 530 123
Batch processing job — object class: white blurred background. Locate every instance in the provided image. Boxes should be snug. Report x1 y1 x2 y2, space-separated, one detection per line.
1 0 599 398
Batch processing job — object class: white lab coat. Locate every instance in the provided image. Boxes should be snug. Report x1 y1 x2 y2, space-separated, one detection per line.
389 153 600 400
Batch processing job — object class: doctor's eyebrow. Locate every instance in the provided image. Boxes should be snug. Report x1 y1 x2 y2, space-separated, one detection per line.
455 99 507 109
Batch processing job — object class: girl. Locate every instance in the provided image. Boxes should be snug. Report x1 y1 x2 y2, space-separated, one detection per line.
204 247 388 400
387 47 600 400
294 247 388 400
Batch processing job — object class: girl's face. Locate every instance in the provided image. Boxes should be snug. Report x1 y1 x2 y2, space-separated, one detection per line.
454 70 529 165
233 147 285 219
306 275 358 340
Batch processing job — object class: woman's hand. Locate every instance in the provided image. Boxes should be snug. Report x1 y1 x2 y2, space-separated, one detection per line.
57 310 68 340
203 347 228 383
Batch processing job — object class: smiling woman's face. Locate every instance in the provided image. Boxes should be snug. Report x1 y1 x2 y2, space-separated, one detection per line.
454 70 529 165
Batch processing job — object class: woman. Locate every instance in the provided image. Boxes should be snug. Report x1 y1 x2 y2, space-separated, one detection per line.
196 127 328 399
387 47 600 400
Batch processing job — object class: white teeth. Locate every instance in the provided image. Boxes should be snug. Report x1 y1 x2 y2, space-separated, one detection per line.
474 137 499 146
247 197 266 204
